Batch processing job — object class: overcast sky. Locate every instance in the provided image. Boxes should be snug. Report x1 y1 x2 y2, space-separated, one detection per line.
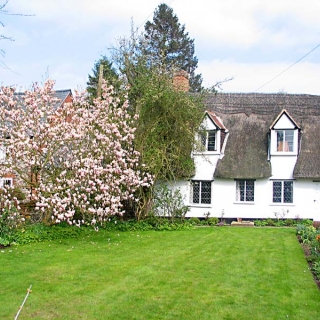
1 0 320 94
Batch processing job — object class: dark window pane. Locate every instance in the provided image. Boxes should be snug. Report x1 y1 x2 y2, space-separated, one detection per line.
239 180 245 201
201 181 211 204
284 181 293 203
246 180 254 201
200 133 206 148
273 181 282 202
192 181 200 204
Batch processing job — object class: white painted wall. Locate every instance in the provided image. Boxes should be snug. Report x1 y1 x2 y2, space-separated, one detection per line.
174 177 319 221
270 156 297 179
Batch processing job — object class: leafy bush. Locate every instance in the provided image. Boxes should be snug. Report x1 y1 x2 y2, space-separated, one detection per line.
266 218 275 226
274 220 285 227
207 217 218 225
254 219 266 226
188 217 201 225
311 261 320 278
296 224 317 244
151 184 189 221
301 219 313 226
15 223 85 245
0 207 24 246
285 219 294 226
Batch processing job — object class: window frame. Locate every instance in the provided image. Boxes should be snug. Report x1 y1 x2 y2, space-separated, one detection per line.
272 180 293 204
276 129 294 152
235 180 255 202
191 180 212 205
201 130 217 152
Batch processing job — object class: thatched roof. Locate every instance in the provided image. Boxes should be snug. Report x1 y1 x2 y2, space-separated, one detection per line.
204 93 320 179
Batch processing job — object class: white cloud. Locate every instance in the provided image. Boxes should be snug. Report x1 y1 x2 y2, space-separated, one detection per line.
199 59 320 94
3 0 320 94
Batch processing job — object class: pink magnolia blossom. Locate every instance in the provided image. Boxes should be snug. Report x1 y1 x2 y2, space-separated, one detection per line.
0 80 153 225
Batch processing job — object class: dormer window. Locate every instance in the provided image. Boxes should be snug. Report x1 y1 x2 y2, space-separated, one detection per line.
269 109 300 156
195 111 226 154
276 130 294 152
201 130 216 151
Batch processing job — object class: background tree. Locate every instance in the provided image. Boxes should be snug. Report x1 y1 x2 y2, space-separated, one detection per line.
142 3 203 92
86 56 122 99
108 31 205 219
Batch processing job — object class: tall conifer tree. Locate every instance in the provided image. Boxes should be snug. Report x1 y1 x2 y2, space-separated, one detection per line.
142 3 203 92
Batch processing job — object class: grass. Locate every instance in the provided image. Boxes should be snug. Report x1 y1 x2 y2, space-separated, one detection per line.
1 227 319 319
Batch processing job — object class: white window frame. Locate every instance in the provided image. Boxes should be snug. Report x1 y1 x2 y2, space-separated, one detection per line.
201 130 216 152
276 130 294 152
235 180 255 202
191 180 212 204
272 180 293 204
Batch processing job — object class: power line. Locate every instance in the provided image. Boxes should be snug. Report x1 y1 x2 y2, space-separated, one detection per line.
137 0 176 30
254 42 320 92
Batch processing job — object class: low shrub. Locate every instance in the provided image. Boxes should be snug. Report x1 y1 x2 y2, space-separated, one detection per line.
207 217 219 225
254 219 267 227
0 207 24 246
301 219 313 226
266 218 275 226
296 224 317 244
188 217 201 225
311 261 320 278
274 220 285 227
15 222 85 245
285 218 294 226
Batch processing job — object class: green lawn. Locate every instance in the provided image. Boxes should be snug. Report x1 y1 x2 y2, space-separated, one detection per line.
1 227 319 319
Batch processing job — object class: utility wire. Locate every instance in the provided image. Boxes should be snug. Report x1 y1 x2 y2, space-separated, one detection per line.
254 42 320 92
137 0 176 30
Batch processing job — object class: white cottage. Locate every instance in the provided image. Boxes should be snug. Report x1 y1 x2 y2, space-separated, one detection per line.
173 92 320 221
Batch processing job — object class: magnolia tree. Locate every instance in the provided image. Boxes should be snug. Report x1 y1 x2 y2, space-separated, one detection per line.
0 80 153 225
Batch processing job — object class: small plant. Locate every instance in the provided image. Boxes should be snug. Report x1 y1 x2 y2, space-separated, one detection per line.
189 217 201 225
266 218 275 226
219 209 225 223
152 184 189 221
207 217 218 225
285 218 294 227
311 261 320 278
296 224 317 244
274 209 288 221
0 207 24 246
301 219 313 226
203 211 211 220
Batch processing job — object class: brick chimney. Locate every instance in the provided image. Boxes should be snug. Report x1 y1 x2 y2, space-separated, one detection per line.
173 70 189 92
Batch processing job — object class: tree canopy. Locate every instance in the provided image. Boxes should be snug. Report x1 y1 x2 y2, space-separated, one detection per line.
86 56 122 99
142 3 203 92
